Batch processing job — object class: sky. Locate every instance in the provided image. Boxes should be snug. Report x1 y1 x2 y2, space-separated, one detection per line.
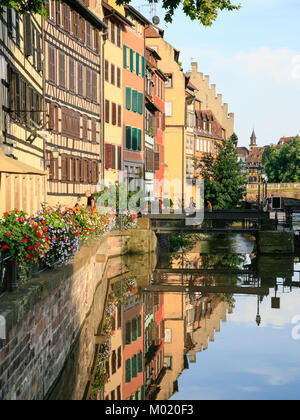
131 0 300 148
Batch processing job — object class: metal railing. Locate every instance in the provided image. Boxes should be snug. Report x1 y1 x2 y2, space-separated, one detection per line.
0 253 17 296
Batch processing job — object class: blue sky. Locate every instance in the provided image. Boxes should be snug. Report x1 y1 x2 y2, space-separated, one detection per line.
132 0 300 147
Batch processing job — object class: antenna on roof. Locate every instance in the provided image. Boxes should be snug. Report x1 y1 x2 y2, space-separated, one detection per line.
139 0 160 25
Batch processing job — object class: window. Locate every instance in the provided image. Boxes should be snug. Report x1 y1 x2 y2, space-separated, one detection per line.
118 105 121 127
111 64 115 85
132 355 137 378
165 328 172 343
117 67 121 88
112 351 116 375
125 321 131 344
137 315 141 337
105 60 109 82
138 93 143 115
86 68 92 100
132 128 137 151
126 87 131 111
111 21 115 44
117 24 121 47
112 103 116 126
138 351 143 373
48 45 56 83
165 102 172 117
130 49 134 72
78 63 83 96
92 71 97 102
125 359 131 383
132 90 137 113
123 45 128 69
117 346 122 369
59 52 65 88
69 58 75 92
125 126 131 150
105 100 110 123
166 75 173 88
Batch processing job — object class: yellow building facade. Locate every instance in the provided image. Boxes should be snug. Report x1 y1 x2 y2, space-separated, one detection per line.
146 26 189 209
187 62 234 140
0 8 46 216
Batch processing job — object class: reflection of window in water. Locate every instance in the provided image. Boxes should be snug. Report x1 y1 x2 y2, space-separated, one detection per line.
164 356 172 369
165 328 172 343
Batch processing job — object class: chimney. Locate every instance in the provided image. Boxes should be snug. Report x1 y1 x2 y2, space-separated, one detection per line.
191 62 198 73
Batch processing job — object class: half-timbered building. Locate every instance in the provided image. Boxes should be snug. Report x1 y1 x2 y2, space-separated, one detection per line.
44 0 106 207
0 7 46 215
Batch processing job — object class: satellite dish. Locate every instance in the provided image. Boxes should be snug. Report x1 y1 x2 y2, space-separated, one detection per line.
152 16 160 25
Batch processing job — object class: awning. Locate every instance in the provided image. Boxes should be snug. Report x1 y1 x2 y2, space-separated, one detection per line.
0 151 46 175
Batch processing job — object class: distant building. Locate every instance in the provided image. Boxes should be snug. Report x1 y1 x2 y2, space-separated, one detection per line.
277 137 293 147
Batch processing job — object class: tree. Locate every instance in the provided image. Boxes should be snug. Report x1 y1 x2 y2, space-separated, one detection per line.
262 137 300 183
0 1 47 17
117 0 241 25
195 133 246 209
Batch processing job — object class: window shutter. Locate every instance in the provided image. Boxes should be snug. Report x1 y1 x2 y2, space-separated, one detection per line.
131 355 137 378
136 52 140 76
92 71 97 102
112 103 116 126
117 67 121 88
117 24 121 47
138 93 143 115
138 352 142 373
111 145 116 170
50 0 55 22
141 56 145 77
61 155 67 181
111 21 115 44
105 143 112 170
105 100 110 123
132 128 137 151
88 160 92 183
82 115 88 140
118 146 122 170
80 17 85 43
59 52 65 88
86 68 91 99
126 87 131 111
130 49 134 72
24 14 32 57
125 126 131 150
137 129 142 151
155 151 160 171
49 153 54 180
162 113 165 131
111 64 115 85
80 159 85 182
123 45 127 68
92 161 97 183
94 29 99 53
125 359 131 383
138 315 142 337
69 58 75 92
78 63 83 96
91 119 96 141
37 34 42 72
132 90 137 113
105 60 109 82
118 105 121 127
49 103 54 130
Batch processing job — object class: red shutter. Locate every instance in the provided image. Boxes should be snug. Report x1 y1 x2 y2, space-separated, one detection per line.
49 103 54 130
82 116 88 140
111 145 116 170
92 119 96 142
61 155 67 181
105 143 112 170
154 152 160 171
112 103 116 126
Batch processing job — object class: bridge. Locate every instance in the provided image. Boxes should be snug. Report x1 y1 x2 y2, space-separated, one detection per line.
145 210 270 234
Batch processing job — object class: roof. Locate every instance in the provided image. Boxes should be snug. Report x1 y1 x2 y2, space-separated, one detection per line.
102 1 133 27
278 137 293 146
124 4 151 25
237 147 249 157
246 146 268 164
145 25 164 38
65 0 107 30
0 152 46 175
187 80 198 91
146 46 161 61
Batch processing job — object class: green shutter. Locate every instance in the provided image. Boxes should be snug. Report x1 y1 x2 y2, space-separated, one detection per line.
126 87 132 110
138 351 143 373
132 317 138 338
136 53 140 75
125 359 131 383
141 386 145 400
135 391 139 400
126 126 132 150
130 49 134 72
124 45 127 68
137 129 142 151
138 93 143 115
141 56 145 77
137 315 142 337
132 355 137 378
132 90 137 113
125 321 131 344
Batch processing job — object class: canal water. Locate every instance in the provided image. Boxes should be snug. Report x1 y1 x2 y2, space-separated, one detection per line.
49 231 300 400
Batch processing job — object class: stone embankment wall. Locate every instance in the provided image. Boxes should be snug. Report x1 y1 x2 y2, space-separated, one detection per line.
247 183 300 201
0 224 157 400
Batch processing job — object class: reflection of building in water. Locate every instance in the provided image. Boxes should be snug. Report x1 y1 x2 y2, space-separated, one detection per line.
104 301 123 401
144 292 165 400
156 291 232 400
122 288 144 400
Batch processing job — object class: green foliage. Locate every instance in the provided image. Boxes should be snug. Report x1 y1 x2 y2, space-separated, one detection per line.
262 137 300 183
117 0 241 25
0 0 48 17
195 133 246 209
